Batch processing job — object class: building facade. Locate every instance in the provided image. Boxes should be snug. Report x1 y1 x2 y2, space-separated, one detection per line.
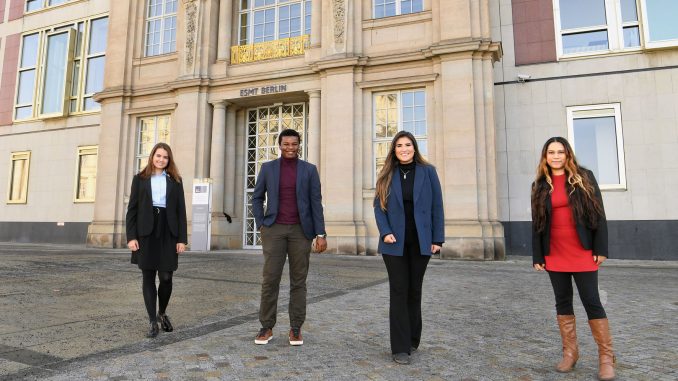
494 0 678 260
2 0 675 260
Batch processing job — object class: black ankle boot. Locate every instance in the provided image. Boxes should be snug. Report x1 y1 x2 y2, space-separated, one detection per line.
147 321 159 338
158 313 173 332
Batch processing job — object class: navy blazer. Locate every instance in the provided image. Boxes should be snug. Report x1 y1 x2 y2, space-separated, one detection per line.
126 174 188 244
531 169 608 265
374 164 445 256
252 158 326 240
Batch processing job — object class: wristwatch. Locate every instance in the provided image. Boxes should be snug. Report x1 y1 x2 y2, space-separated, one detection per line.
316 234 327 239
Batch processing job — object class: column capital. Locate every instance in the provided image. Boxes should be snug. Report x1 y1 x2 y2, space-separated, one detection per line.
209 100 231 109
305 89 321 98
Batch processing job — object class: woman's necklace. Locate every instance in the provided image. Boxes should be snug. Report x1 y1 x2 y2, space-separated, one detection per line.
400 168 410 180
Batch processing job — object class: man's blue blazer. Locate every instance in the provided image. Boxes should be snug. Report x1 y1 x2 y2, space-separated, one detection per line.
374 164 445 256
252 158 326 240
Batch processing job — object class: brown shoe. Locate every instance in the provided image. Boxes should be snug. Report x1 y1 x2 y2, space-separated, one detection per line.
289 327 303 346
254 327 273 345
589 318 616 381
556 315 579 372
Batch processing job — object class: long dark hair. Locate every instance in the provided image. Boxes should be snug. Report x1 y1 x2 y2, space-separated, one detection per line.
375 131 428 211
531 137 604 233
139 143 182 182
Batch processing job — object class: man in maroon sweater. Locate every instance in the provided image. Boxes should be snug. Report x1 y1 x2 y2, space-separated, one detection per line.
252 129 327 346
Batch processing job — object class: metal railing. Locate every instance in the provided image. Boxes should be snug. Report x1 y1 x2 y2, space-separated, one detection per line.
230 35 310 64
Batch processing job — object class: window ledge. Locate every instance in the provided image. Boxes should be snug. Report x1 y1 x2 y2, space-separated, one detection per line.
363 10 432 31
558 48 643 61
134 53 178 67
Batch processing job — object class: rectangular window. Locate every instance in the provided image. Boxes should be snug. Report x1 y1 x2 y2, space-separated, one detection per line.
14 16 109 121
238 0 311 45
145 0 177 56
7 151 31 204
554 0 678 57
374 0 423 19
26 0 70 12
15 34 40 120
567 104 626 190
136 115 171 172
75 146 98 202
373 89 427 180
640 0 678 48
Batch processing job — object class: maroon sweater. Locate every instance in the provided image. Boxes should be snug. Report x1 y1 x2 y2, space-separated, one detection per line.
275 157 300 224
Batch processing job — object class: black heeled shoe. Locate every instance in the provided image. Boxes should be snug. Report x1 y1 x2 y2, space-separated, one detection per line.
147 321 159 338
158 313 173 332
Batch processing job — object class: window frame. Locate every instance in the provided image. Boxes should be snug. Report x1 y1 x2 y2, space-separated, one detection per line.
7 151 31 204
38 28 76 119
135 115 172 173
13 15 108 122
639 0 678 49
237 0 312 45
373 0 424 19
566 103 627 190
25 0 71 13
74 145 98 203
552 0 643 59
372 88 428 184
144 0 178 57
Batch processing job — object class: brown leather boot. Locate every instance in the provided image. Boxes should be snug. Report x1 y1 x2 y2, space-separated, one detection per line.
589 318 616 381
555 315 579 372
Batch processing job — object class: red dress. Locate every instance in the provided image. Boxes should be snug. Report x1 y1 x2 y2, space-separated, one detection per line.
545 174 599 272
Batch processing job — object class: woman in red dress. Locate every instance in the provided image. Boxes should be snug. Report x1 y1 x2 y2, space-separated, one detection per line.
531 137 615 381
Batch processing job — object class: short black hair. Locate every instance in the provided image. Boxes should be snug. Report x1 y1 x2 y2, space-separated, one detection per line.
277 129 301 145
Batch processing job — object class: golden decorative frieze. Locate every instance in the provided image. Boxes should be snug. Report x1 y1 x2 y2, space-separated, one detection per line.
231 35 310 64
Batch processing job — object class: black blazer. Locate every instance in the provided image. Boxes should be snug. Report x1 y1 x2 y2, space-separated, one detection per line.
126 174 188 244
532 169 608 265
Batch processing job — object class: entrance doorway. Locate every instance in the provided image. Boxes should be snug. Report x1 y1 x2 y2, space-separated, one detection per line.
243 103 307 248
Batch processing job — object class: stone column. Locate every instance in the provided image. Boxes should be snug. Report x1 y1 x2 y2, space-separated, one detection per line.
224 104 237 214
310 0 321 47
306 90 321 167
218 0 233 61
209 101 227 215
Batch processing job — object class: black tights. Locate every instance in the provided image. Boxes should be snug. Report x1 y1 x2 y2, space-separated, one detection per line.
142 270 173 323
547 270 607 320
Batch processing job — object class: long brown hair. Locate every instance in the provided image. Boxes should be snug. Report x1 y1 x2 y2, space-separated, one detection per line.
531 137 604 233
375 131 429 211
139 143 182 182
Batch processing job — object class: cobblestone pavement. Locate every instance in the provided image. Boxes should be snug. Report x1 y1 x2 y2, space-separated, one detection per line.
0 243 676 380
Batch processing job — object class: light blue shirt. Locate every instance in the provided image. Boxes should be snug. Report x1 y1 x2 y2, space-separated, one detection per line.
151 171 167 208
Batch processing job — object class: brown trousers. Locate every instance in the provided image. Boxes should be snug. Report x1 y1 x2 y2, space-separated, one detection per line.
259 223 312 329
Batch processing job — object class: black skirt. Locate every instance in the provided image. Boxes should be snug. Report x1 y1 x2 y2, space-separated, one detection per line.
137 207 179 272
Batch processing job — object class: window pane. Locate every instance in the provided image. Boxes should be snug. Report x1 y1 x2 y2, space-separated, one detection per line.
74 22 85 57
562 30 608 54
412 0 423 13
26 0 41 11
645 0 678 42
375 142 390 175
417 140 427 157
304 1 311 35
620 0 638 22
623 26 641 48
15 106 33 120
17 70 36 105
573 116 620 184
148 0 163 17
401 0 412 14
10 158 28 201
559 0 606 30
71 60 80 97
165 0 177 14
162 16 177 53
83 97 99 111
49 0 67 5
41 32 70 115
85 56 104 94
89 18 109 54
21 34 40 68
240 13 250 44
139 118 156 157
77 153 97 200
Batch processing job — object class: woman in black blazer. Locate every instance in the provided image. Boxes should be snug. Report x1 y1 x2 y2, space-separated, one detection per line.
531 137 615 380
126 143 187 338
374 131 444 365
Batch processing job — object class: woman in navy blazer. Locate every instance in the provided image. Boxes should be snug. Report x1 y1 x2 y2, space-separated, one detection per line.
374 131 444 365
126 143 187 338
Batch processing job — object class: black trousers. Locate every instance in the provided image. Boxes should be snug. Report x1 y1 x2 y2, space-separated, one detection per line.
547 270 607 320
382 240 430 354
